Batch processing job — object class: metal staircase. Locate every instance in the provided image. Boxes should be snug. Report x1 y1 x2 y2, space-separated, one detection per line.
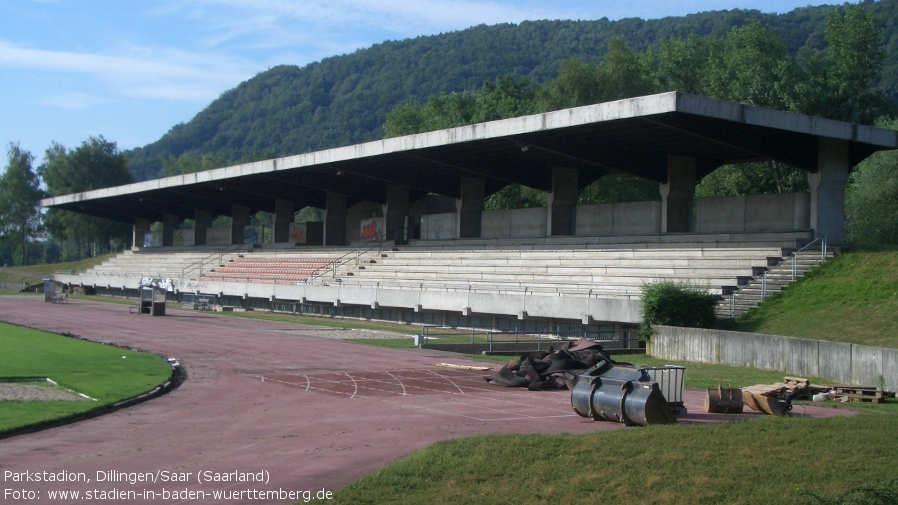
718 237 836 319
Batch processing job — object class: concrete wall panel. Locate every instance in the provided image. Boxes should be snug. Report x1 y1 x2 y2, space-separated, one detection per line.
613 201 661 235
481 209 512 238
420 213 457 240
651 326 896 390
851 345 884 388
510 207 547 238
695 196 746 233
575 204 614 236
173 229 195 247
694 193 811 233
207 228 230 246
587 297 641 324
816 340 853 384
376 289 421 309
746 193 800 232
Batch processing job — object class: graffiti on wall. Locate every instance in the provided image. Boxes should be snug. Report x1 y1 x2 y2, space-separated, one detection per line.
143 232 162 248
289 223 307 243
360 218 383 241
140 277 174 292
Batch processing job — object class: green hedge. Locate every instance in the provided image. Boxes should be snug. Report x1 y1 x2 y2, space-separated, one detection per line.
639 281 718 340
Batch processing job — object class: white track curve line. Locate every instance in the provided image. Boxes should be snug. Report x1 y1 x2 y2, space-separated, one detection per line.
345 372 359 399
428 370 465 394
303 373 310 392
385 371 407 396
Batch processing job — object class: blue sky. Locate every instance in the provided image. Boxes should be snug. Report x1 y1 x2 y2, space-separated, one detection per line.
1 0 841 164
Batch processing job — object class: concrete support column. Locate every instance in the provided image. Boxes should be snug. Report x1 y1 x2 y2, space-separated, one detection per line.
324 192 348 246
194 210 212 246
161 214 179 247
273 199 294 243
133 217 151 249
547 167 579 236
230 204 250 245
382 184 409 243
456 176 485 239
660 155 696 233
809 138 850 244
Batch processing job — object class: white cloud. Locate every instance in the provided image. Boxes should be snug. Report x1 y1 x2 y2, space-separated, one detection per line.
167 0 569 48
0 41 246 82
39 92 111 110
125 85 227 101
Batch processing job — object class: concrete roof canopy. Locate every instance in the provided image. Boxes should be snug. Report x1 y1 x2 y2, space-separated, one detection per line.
42 92 898 223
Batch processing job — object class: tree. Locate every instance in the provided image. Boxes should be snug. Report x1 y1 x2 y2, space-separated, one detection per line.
39 136 133 259
845 118 898 245
0 143 44 266
536 36 660 112
797 5 892 123
704 21 799 110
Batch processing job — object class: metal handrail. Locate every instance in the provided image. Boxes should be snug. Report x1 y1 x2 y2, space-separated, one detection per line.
181 242 250 279
725 223 843 317
302 226 402 284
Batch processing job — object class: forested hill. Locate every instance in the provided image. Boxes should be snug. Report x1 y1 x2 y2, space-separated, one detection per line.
126 0 898 182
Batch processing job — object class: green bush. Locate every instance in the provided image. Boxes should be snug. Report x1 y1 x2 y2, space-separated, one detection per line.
639 281 718 340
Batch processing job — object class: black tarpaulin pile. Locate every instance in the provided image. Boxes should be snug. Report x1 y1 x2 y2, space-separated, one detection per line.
483 338 627 391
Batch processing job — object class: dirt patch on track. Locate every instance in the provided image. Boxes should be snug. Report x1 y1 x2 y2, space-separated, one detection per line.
0 382 86 401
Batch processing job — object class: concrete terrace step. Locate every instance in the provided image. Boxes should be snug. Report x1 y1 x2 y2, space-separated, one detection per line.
371 257 775 268
345 264 757 279
386 247 789 259
405 231 813 249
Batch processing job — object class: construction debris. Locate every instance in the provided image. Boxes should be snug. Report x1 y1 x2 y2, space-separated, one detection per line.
740 376 810 415
816 385 896 404
483 338 617 391
741 376 895 413
435 363 491 371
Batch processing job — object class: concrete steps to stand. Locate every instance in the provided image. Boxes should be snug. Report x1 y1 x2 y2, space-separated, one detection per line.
717 248 834 318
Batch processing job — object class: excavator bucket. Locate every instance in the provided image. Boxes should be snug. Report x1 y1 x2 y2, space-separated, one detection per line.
570 361 676 426
743 391 792 416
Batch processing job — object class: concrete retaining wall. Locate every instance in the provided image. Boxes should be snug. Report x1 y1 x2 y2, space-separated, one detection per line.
420 213 456 240
649 325 897 391
576 201 661 236
481 207 547 238
206 228 230 246
695 193 810 233
173 229 195 247
0 281 27 292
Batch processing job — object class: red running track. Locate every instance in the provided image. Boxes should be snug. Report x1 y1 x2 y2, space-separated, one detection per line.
0 296 851 504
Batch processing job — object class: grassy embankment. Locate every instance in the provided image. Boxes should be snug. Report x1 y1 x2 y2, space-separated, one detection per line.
0 322 173 436
729 249 898 349
0 254 113 286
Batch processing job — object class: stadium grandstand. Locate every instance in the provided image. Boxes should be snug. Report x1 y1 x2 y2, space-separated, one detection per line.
42 92 898 340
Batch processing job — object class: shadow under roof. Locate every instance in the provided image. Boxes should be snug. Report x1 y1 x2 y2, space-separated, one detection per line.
42 91 898 223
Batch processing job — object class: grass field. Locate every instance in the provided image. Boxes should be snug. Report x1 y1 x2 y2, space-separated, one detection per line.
330 413 898 505
0 322 173 436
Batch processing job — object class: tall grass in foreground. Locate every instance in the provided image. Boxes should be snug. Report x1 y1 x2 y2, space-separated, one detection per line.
0 322 172 435
330 413 898 505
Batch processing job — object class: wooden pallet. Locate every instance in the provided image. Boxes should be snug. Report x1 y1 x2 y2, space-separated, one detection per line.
743 376 812 399
823 385 895 403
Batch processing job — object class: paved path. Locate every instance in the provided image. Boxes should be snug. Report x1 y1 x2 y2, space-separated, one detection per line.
0 296 850 504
